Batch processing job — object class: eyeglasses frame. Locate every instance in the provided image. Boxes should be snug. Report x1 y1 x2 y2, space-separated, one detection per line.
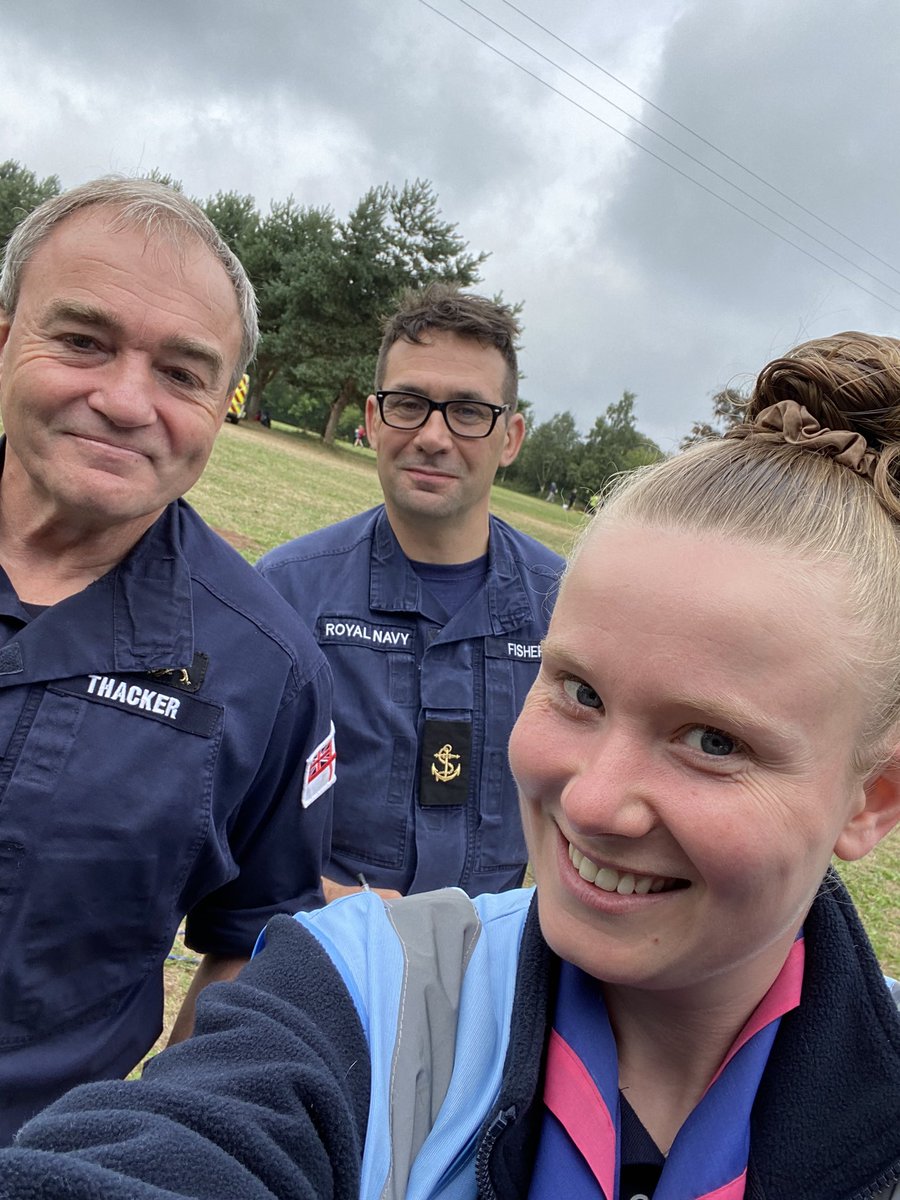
375 390 510 439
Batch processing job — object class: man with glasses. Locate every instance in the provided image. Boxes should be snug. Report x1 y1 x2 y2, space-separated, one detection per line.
258 283 562 900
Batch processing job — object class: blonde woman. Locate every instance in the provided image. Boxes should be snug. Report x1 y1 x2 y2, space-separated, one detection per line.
2 332 898 1200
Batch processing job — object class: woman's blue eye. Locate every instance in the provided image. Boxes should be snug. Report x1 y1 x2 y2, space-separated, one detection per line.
562 678 602 709
684 727 739 756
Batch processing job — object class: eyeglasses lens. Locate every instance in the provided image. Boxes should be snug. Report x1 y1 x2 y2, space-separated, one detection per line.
382 393 494 437
382 394 429 427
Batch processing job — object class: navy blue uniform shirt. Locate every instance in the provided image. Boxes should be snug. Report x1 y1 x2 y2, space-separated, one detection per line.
258 505 562 896
0 497 333 1143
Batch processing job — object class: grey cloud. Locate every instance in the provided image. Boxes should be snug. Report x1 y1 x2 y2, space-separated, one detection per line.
2 0 899 446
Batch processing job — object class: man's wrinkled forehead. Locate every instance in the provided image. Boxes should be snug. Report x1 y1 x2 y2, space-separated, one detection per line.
28 207 202 281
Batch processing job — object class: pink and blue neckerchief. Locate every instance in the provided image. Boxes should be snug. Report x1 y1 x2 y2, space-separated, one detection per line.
528 937 805 1200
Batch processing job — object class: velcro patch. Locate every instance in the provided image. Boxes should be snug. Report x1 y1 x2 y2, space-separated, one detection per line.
419 719 471 807
302 722 336 808
50 674 221 737
0 643 23 676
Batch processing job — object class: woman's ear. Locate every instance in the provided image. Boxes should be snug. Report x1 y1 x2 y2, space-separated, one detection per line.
834 754 900 862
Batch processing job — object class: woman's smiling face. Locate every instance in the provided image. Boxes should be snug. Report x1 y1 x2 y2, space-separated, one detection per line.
510 523 879 1002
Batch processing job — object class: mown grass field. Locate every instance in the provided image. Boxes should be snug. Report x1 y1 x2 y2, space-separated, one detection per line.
151 419 899 1060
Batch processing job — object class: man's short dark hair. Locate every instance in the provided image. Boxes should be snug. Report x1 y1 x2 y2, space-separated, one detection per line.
375 282 521 408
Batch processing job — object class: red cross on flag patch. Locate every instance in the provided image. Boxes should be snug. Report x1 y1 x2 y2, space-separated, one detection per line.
302 722 336 808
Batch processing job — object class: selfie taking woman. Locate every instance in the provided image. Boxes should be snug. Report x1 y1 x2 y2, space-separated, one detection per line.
1 332 898 1199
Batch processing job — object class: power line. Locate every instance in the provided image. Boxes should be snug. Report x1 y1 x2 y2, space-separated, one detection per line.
415 0 900 316
499 0 900 279
450 0 900 299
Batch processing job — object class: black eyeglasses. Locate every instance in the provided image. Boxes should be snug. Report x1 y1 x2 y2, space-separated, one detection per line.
376 390 509 439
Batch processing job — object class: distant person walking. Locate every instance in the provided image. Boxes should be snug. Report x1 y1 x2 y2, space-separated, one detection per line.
354 424 365 447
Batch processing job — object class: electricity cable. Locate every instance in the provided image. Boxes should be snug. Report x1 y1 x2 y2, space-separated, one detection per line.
415 0 900 315
450 0 900 298
499 0 900 278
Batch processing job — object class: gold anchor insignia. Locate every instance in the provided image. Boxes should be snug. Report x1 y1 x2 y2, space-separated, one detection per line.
431 742 461 783
148 666 191 685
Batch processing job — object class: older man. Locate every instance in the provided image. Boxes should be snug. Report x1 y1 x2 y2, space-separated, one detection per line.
0 179 334 1141
258 284 562 901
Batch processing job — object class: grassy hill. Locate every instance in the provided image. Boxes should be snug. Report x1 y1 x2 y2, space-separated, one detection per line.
150 419 898 1055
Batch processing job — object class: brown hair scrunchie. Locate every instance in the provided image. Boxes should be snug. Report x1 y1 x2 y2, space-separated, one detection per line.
726 399 878 479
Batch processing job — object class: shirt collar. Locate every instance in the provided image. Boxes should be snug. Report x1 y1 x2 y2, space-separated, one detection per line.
368 506 534 634
0 497 195 687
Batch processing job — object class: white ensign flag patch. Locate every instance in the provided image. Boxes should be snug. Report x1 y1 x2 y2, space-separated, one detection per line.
302 722 336 808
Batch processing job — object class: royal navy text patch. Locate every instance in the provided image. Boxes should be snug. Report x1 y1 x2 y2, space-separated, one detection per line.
316 617 413 649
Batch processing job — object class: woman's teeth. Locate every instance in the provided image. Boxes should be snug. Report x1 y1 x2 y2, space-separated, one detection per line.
568 843 679 895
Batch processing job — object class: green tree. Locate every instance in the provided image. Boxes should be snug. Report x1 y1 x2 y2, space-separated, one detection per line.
317 180 487 444
205 192 339 417
0 160 60 257
512 410 582 496
577 391 663 495
515 395 534 431
680 386 748 448
204 190 259 252
205 180 488 439
146 169 183 191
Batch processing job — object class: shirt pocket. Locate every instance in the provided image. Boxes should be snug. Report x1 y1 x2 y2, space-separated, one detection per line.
316 629 418 871
0 685 221 1045
331 732 416 870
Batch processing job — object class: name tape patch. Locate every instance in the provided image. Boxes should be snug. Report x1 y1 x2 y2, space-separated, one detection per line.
316 616 413 650
51 674 221 738
485 636 542 661
302 722 336 808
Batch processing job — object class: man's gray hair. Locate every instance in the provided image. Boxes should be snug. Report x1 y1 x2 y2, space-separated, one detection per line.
0 176 258 391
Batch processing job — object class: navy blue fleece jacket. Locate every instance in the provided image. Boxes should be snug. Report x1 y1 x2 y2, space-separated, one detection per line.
0 876 897 1199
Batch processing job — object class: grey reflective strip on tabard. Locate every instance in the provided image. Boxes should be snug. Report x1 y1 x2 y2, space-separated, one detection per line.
381 890 483 1200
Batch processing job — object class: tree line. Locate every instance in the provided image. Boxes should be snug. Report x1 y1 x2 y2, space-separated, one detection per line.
1 159 739 503
501 391 663 507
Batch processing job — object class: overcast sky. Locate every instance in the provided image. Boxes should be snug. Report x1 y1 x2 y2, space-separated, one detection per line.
3 0 898 450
